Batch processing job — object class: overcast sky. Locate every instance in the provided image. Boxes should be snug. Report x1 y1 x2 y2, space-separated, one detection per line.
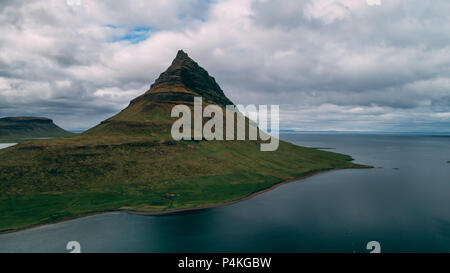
0 0 449 132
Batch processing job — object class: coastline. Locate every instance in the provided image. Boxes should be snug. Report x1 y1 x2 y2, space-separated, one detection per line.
0 165 371 235
125 167 352 216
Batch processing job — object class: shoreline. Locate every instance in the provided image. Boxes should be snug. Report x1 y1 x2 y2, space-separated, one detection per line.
0 166 371 235
125 168 346 216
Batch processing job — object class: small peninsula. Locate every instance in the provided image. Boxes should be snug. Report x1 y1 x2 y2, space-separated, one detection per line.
0 51 368 232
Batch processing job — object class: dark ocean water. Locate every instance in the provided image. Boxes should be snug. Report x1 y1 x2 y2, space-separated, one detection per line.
0 134 449 253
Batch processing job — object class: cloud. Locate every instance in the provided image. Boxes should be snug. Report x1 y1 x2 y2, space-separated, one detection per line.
0 0 449 132
366 0 381 7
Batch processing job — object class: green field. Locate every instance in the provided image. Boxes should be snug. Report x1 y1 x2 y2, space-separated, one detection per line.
0 135 366 232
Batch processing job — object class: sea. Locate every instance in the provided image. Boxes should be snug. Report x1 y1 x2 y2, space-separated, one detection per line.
0 134 449 253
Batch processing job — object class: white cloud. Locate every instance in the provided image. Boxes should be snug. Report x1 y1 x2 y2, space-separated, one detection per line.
367 0 381 6
0 0 449 132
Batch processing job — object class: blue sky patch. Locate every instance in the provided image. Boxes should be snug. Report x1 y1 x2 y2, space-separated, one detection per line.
108 26 156 44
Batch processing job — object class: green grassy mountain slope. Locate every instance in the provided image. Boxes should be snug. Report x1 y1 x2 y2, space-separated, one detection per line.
0 50 367 232
0 117 73 142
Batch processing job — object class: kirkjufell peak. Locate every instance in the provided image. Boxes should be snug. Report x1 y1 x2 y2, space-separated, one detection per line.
147 50 233 106
86 50 234 137
173 49 189 63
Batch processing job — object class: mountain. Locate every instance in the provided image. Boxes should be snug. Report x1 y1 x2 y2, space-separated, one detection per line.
149 50 233 106
0 50 367 232
85 50 232 137
0 116 73 141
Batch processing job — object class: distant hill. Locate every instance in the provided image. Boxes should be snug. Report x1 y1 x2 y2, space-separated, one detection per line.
0 50 367 232
0 116 73 141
